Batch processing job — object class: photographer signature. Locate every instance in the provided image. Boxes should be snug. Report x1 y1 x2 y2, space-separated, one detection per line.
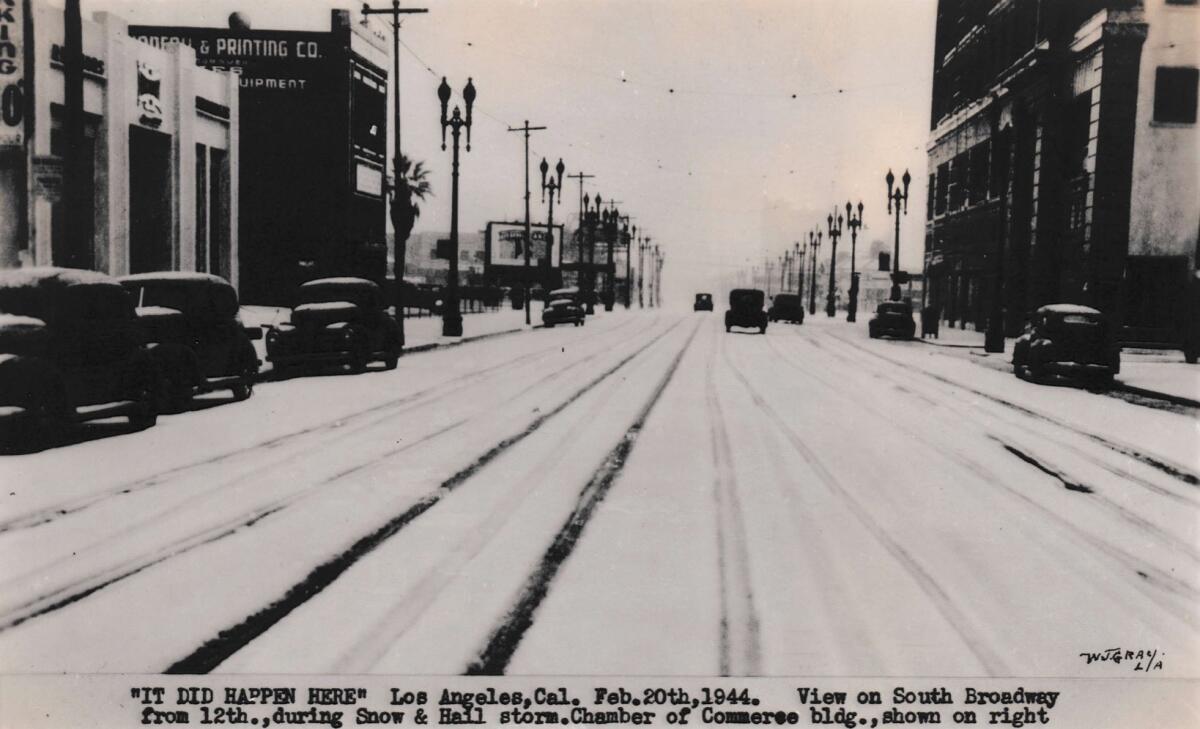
1080 648 1164 672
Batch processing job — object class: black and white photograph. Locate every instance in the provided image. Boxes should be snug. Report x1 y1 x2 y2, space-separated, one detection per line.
0 0 1197 726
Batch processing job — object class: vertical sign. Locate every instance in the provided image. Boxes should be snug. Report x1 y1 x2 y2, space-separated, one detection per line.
0 0 24 145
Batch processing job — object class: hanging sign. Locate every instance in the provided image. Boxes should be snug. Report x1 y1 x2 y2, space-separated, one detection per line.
0 0 24 146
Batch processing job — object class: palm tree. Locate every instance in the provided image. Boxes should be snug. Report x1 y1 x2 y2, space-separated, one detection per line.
390 155 432 321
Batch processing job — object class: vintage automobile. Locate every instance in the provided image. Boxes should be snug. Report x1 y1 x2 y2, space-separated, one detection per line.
868 300 917 339
542 288 586 327
0 267 157 449
119 272 261 410
1013 304 1121 384
768 293 806 324
725 289 768 333
693 293 714 312
265 277 401 376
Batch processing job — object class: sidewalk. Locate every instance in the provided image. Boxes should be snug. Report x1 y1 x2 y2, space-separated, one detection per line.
915 323 1199 405
239 305 536 373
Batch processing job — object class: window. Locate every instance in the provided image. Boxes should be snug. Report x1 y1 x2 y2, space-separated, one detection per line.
968 142 990 205
935 162 949 215
1154 67 1199 123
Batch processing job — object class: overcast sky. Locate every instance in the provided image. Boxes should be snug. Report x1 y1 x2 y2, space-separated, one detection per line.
90 0 937 304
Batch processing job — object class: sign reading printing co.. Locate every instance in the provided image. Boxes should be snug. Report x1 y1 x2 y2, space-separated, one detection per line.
0 0 24 146
128 27 331 92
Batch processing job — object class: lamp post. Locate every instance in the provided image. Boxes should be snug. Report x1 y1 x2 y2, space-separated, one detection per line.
436 76 475 337
638 235 649 308
603 205 620 311
508 120 547 324
826 210 843 317
539 157 565 301
808 229 822 315
796 241 806 301
655 246 664 308
984 94 1008 354
845 200 864 322
886 168 912 301
623 221 635 308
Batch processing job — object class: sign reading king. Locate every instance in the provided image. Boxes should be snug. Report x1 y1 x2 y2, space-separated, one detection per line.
0 0 24 146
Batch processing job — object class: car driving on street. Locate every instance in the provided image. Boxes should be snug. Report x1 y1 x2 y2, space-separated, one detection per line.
868 300 917 339
725 288 768 333
542 287 586 327
693 293 713 311
768 293 805 324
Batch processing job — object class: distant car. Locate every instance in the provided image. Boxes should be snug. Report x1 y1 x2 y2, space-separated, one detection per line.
868 301 916 339
1013 304 1120 384
0 267 158 450
265 277 401 376
725 289 768 333
120 272 262 410
694 293 714 312
542 298 585 327
768 293 805 324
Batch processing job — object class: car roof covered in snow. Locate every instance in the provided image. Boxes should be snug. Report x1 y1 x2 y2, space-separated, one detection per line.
0 266 115 289
1037 303 1102 316
119 271 232 286
301 277 377 289
0 267 132 322
0 314 46 331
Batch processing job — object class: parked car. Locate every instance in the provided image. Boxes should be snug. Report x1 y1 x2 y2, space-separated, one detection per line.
694 293 714 312
868 300 916 339
542 294 586 327
768 293 805 324
119 272 261 410
725 289 768 333
1013 304 1120 384
265 277 401 376
0 267 157 450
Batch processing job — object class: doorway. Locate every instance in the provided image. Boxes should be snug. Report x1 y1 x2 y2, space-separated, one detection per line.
129 126 173 273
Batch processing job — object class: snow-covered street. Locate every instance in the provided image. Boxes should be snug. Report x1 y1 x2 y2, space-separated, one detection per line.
0 310 1196 677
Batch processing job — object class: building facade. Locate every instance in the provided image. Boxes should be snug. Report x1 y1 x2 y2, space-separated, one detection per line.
129 11 388 305
924 0 1197 349
0 2 240 282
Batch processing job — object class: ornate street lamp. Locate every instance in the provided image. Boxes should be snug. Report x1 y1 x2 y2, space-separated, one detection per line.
539 157 565 300
826 210 844 317
437 76 475 337
808 229 822 316
886 168 912 301
846 200 864 322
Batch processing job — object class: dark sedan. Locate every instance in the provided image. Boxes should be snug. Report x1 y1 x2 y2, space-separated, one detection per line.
868 301 916 339
1013 304 1120 384
725 289 768 333
768 293 805 324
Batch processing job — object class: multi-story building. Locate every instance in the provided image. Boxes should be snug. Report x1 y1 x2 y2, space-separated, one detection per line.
924 0 1197 352
129 10 389 305
0 3 240 281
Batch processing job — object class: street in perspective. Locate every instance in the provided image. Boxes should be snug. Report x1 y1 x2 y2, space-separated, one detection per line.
0 0 1198 699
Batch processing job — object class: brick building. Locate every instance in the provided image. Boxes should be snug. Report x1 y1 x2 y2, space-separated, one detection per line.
924 0 1197 350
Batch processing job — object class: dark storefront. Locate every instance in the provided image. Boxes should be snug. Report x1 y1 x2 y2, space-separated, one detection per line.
130 12 388 305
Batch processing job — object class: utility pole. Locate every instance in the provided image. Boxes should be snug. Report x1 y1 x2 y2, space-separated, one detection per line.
62 0 86 267
508 120 547 325
567 171 595 312
362 0 428 345
638 235 649 308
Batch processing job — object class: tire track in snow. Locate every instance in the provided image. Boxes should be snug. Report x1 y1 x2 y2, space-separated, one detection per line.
764 334 1200 629
164 318 687 674
704 333 763 676
821 330 1200 487
465 320 702 675
804 331 1200 508
0 317 648 535
0 319 667 637
720 342 1012 677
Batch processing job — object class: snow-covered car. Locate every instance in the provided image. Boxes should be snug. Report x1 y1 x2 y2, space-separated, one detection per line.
768 293 805 324
694 293 714 311
542 298 585 327
725 289 768 333
120 272 262 410
868 301 916 339
265 277 401 376
1013 304 1120 384
0 268 157 450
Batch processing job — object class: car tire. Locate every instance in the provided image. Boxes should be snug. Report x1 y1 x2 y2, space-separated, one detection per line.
155 372 192 414
231 380 254 401
760 326 767 334
546 323 554 328
128 400 158 430
383 353 400 370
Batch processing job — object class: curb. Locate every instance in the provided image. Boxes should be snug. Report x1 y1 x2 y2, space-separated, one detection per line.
916 336 985 349
401 325 534 355
1113 383 1200 410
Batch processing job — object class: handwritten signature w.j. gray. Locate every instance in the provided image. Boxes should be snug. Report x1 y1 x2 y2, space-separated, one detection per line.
1080 648 1164 672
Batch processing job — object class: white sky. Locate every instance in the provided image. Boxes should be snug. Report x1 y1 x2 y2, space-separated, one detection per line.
88 0 937 304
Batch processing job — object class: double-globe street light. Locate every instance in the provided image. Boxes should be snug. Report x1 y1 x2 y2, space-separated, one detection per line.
845 200 864 322
807 229 822 316
539 157 565 300
885 168 912 302
436 76 475 337
825 210 844 318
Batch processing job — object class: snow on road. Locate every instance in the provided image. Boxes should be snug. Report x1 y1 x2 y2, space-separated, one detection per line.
0 310 1195 677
